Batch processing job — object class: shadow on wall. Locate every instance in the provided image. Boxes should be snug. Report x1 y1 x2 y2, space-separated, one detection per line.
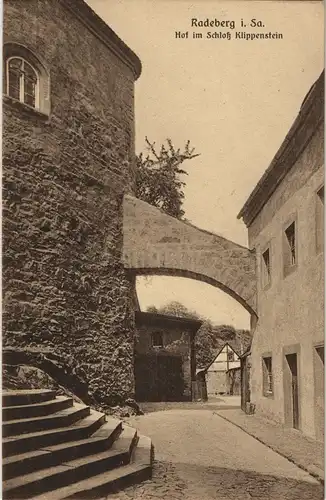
3 347 90 403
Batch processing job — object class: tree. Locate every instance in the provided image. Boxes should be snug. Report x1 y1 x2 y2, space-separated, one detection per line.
136 138 199 220
146 305 158 314
153 301 199 320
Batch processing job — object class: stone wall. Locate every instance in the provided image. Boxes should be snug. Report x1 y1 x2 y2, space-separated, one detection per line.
123 195 257 315
3 0 140 404
135 324 193 401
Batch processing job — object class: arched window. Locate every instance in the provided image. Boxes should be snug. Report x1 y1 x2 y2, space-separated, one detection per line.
3 43 50 115
6 57 39 108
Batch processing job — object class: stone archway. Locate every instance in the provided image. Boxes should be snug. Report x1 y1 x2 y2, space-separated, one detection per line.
123 195 257 315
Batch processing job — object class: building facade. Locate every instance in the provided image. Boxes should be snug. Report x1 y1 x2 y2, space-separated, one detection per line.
226 366 241 396
238 71 324 441
3 0 141 405
198 343 241 397
134 312 202 402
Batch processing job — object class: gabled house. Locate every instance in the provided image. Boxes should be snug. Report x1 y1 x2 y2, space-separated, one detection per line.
198 342 241 397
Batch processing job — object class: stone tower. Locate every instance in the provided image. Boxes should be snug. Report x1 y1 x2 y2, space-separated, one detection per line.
3 0 141 404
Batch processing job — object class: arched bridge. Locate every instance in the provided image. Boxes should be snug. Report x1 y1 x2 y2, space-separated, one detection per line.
122 195 257 315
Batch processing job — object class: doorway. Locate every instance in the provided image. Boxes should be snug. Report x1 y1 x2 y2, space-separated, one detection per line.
313 344 324 441
134 352 184 402
284 352 300 429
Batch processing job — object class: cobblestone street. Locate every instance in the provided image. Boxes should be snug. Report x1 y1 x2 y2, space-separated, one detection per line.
107 409 323 500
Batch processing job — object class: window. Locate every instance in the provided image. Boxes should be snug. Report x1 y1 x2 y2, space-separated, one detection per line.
262 356 273 396
317 185 324 204
3 43 50 115
285 222 296 265
6 57 39 108
316 345 324 364
262 247 271 288
283 219 297 276
316 185 324 254
152 332 163 348
227 351 235 362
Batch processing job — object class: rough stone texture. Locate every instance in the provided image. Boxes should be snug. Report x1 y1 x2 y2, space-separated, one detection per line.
123 195 257 314
107 408 323 500
3 347 89 402
3 0 140 405
2 364 85 404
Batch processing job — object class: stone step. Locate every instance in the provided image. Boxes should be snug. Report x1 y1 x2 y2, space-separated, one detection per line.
3 390 57 408
3 445 136 498
131 434 153 467
31 436 153 499
3 418 124 480
3 396 74 421
3 409 106 457
32 464 151 500
3 403 90 437
110 424 138 455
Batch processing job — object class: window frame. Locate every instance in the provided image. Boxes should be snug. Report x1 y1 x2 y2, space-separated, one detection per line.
6 56 40 109
151 331 164 348
261 243 272 290
315 184 324 255
283 215 298 278
3 42 50 116
227 350 235 362
262 354 274 398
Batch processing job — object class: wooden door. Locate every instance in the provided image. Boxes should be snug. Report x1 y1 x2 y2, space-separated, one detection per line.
135 352 183 402
287 353 299 429
314 345 324 441
134 354 159 401
157 354 183 401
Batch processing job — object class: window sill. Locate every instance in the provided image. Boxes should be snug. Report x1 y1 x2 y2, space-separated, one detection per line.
263 391 274 399
3 95 50 120
283 263 297 279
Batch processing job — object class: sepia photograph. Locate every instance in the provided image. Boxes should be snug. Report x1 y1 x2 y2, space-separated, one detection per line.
2 0 324 498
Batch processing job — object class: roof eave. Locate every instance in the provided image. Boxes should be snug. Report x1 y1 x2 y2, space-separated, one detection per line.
238 70 324 227
60 0 142 80
135 311 203 332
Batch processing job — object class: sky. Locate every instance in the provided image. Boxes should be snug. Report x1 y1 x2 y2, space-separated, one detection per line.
88 0 323 328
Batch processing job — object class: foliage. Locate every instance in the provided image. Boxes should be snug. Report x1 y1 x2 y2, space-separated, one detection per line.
146 305 159 314
154 300 199 320
136 138 199 220
146 301 252 369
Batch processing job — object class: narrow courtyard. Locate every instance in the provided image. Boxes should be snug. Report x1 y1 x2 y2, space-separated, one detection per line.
108 408 323 500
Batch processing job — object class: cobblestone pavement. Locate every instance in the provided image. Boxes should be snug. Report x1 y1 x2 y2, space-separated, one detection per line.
106 409 324 500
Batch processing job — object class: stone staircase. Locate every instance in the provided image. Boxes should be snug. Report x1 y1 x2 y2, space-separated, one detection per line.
2 389 153 499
